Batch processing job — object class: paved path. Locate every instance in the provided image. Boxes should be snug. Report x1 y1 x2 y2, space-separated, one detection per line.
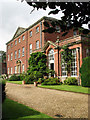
6 83 88 118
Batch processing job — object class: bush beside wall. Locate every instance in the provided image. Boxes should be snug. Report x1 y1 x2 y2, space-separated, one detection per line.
41 77 62 85
8 74 20 81
80 57 90 87
64 77 78 85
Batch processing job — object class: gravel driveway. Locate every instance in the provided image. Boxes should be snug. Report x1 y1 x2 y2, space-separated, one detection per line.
6 83 88 119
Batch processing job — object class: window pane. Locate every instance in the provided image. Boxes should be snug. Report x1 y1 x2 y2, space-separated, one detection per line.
22 47 24 56
36 41 39 49
30 44 32 54
71 49 77 76
23 35 25 40
30 31 32 37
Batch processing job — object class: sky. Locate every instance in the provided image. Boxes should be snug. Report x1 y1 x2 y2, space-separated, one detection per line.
0 0 88 52
0 0 64 52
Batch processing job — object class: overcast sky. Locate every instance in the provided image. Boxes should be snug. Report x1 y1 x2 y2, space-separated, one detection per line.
0 0 64 52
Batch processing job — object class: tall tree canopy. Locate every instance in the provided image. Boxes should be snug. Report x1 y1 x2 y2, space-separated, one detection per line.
24 1 90 34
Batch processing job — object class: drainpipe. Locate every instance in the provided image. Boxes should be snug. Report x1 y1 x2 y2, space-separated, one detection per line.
40 22 42 48
77 47 80 85
56 36 60 79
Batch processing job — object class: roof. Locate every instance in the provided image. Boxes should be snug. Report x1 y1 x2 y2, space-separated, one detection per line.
6 16 59 45
42 41 58 52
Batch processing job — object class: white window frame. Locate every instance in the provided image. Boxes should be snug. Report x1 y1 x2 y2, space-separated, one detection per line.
11 67 12 74
29 44 32 54
86 48 90 57
71 49 77 77
18 38 21 43
29 31 32 37
36 26 39 33
22 47 24 56
15 40 17 45
73 30 77 36
36 41 39 49
61 54 67 77
22 35 25 40
56 26 60 33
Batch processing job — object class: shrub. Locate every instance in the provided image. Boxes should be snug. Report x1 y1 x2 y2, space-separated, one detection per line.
41 77 61 85
37 78 44 84
80 57 90 87
24 73 35 84
64 77 78 85
8 74 20 81
20 72 27 81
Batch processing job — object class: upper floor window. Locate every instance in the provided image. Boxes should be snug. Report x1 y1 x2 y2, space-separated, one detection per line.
8 55 9 61
29 44 32 54
15 40 17 45
15 51 17 59
56 26 60 33
18 38 21 43
73 30 77 36
11 43 13 48
36 26 39 33
36 40 39 49
11 53 13 61
29 31 32 37
8 45 10 49
22 35 25 40
86 48 90 57
18 49 20 58
22 47 24 56
48 49 54 61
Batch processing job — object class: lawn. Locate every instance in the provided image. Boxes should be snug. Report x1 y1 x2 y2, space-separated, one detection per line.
2 98 53 120
39 85 90 94
7 81 22 84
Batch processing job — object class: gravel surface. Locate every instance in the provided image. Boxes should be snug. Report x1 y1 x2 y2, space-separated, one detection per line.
6 83 88 118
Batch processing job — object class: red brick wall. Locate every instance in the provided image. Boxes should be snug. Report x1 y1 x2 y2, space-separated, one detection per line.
6 17 83 77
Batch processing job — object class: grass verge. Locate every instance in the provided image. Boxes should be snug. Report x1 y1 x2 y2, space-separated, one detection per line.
39 85 90 94
7 81 22 84
2 98 53 120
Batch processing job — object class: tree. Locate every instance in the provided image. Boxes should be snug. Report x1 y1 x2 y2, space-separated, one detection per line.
24 1 90 35
27 52 48 81
80 56 90 87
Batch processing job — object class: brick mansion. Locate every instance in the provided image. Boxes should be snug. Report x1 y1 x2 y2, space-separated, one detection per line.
6 16 89 84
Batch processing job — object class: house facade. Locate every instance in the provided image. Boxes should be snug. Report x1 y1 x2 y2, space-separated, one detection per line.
0 51 7 75
6 16 90 84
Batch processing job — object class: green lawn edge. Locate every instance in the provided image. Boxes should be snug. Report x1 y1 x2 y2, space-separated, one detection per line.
38 85 90 94
2 98 54 120
7 81 22 84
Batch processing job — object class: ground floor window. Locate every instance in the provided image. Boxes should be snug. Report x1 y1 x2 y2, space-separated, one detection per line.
71 49 77 76
61 48 77 76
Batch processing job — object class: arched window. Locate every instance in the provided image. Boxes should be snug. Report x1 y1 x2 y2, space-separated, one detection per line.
48 49 54 61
